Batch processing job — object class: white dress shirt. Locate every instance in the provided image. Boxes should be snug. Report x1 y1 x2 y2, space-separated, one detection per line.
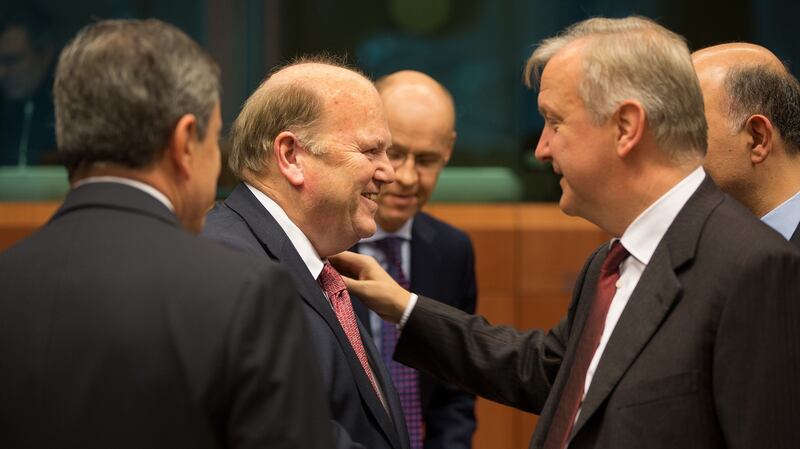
245 183 324 279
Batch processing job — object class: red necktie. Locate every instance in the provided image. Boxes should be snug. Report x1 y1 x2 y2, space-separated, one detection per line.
544 241 629 449
374 237 424 449
317 263 388 410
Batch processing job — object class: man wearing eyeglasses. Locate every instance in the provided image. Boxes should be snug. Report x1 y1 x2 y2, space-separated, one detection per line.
353 70 477 449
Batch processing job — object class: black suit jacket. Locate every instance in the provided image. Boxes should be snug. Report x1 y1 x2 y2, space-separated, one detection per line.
791 221 800 248
353 212 478 449
203 183 410 449
394 177 800 449
0 182 332 449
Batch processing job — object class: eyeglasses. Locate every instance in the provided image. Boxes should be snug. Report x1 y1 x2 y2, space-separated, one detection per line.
387 148 446 174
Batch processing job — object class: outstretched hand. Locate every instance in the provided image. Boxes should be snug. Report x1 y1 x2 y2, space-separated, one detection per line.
328 251 410 323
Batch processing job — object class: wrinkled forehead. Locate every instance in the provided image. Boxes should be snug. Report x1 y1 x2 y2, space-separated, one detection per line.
321 86 390 148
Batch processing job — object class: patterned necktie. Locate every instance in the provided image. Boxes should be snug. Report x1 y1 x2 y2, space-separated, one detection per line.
317 263 388 411
374 236 424 449
543 241 629 449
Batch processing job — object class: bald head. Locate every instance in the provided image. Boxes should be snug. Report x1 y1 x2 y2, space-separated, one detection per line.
376 70 455 138
229 59 385 179
692 43 800 216
373 70 456 231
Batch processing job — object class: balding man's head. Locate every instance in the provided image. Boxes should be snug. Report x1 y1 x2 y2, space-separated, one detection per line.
228 56 394 257
373 70 456 231
228 57 379 179
692 43 800 213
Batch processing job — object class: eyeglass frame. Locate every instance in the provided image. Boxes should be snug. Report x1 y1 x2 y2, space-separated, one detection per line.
386 146 448 174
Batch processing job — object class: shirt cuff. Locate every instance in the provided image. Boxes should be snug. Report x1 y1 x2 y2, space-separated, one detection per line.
398 293 418 330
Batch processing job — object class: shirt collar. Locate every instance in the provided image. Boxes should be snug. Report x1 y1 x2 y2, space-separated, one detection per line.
360 217 414 243
245 182 325 279
761 189 800 240
72 176 174 212
619 166 706 265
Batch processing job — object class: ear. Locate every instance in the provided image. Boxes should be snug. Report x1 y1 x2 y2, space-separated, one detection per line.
442 130 456 164
273 131 306 186
167 113 198 179
613 100 646 158
745 114 773 165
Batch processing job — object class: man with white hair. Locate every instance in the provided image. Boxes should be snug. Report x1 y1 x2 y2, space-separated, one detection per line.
333 16 800 449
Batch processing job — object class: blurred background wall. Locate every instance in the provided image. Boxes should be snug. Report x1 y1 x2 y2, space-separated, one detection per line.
3 0 800 201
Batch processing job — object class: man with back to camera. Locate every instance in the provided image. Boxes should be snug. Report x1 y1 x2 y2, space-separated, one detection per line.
352 70 477 449
332 16 800 449
202 57 410 449
0 19 333 449
693 43 800 247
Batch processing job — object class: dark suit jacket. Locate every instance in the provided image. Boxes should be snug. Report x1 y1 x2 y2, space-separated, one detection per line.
353 212 477 449
203 183 410 449
791 221 800 248
394 177 800 449
0 182 332 449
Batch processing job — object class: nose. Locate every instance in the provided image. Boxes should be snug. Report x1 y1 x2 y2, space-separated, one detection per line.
534 126 552 162
374 150 395 185
394 157 418 188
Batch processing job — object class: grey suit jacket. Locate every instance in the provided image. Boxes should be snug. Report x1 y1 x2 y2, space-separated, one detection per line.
395 177 800 449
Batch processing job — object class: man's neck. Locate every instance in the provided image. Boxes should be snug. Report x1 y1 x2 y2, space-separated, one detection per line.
753 163 800 217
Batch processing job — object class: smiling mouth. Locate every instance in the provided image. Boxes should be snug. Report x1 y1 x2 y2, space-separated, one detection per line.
361 192 378 201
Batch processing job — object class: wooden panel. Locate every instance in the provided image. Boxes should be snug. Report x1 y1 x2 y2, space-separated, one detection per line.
0 202 59 251
518 205 608 296
426 204 516 291
473 398 516 449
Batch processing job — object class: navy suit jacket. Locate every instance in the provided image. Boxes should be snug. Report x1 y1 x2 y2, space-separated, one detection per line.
202 183 410 449
354 212 477 449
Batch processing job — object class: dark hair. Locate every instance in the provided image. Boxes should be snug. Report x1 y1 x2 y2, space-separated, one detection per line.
53 19 221 174
725 64 800 155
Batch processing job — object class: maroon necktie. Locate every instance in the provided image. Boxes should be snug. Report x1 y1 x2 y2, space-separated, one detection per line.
543 241 629 449
374 237 424 449
317 263 388 410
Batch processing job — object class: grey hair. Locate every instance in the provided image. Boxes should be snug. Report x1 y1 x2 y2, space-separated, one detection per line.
525 16 708 156
724 64 800 155
54 19 220 174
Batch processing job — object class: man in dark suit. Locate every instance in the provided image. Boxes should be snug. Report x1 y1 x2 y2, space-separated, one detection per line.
202 58 410 449
333 16 800 449
353 70 476 449
0 19 332 448
693 43 800 247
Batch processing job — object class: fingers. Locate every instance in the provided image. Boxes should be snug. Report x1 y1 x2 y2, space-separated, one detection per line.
339 273 357 291
329 251 370 278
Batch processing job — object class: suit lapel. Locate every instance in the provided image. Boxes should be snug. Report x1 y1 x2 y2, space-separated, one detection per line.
790 221 800 248
224 183 403 449
570 177 723 438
